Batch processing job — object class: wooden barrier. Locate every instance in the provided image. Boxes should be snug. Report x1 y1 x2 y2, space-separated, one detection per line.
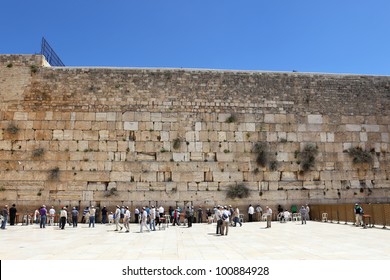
310 203 390 228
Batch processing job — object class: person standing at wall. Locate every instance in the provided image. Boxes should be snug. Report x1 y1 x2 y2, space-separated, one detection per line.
9 204 17 226
300 206 307 224
81 207 89 224
255 205 263 221
59 207 67 230
149 205 156 231
39 205 47 229
101 206 107 224
34 208 40 224
265 206 272 228
354 203 364 227
157 205 164 226
124 206 131 233
114 205 122 231
233 206 242 227
134 207 140 224
305 204 310 220
221 206 230 236
1 205 8 229
215 206 223 235
71 207 79 227
89 206 96 228
48 206 56 226
248 204 254 222
197 207 203 223
186 206 193 227
140 207 150 233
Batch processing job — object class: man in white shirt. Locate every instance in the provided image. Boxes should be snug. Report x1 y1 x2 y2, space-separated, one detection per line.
59 207 67 230
158 206 164 217
157 205 164 227
266 206 272 228
283 209 290 222
248 204 254 222
48 206 56 226
124 206 131 233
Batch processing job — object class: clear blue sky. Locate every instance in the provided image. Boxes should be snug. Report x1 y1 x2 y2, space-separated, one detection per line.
1 0 390 75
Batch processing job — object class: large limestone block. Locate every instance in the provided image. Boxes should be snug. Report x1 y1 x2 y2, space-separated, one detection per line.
216 152 234 162
281 171 297 181
124 121 138 131
173 152 189 162
263 171 280 181
308 114 323 124
110 171 132 181
303 180 324 190
279 181 303 190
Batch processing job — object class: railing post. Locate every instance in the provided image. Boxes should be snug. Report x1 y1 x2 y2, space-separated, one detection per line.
382 204 387 229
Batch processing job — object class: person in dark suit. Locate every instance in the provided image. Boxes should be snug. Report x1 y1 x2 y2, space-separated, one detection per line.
9 204 17 225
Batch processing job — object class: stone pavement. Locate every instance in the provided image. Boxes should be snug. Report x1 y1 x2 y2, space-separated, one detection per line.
1 220 389 260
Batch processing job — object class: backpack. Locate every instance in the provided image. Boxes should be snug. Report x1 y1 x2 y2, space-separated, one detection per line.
222 213 228 220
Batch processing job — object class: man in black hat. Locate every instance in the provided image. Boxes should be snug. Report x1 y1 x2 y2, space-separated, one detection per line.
9 204 17 225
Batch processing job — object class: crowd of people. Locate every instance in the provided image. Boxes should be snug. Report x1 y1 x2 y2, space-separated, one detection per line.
1 202 368 232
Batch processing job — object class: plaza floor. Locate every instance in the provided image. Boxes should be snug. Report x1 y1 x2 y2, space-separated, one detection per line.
1 220 389 260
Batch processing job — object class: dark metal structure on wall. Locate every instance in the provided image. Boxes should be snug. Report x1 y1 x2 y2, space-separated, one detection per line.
40 37 65 66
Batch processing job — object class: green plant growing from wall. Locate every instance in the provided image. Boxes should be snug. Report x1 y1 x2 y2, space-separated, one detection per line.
104 187 117 197
32 148 45 158
269 160 278 171
226 183 250 199
30 65 38 74
347 147 373 164
297 143 318 172
173 137 181 150
48 167 60 181
225 114 237 123
6 123 19 134
253 142 268 167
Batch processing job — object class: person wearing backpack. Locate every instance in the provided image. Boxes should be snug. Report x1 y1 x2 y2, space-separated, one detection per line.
354 203 364 227
221 206 230 236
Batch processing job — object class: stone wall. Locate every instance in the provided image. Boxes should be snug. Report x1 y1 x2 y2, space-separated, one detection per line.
1 54 389 213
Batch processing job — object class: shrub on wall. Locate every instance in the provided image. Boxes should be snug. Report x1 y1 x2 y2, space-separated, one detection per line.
347 147 373 164
297 143 318 172
48 167 60 181
173 137 181 150
6 123 19 134
226 183 250 199
32 148 45 158
225 114 237 123
253 142 268 167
